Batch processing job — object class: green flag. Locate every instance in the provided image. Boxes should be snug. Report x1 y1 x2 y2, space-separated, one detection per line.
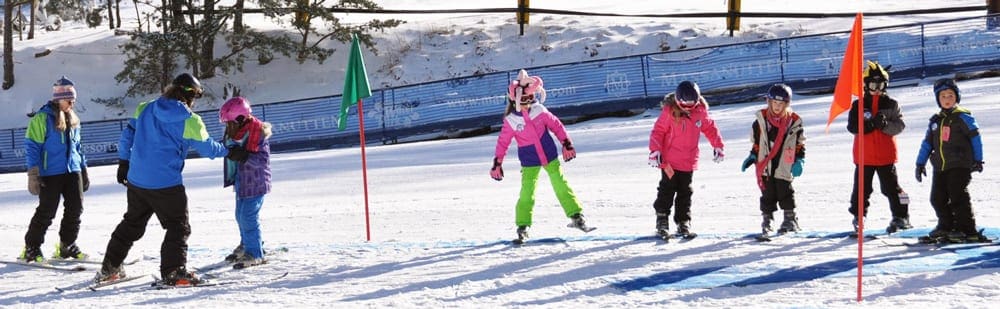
338 33 372 131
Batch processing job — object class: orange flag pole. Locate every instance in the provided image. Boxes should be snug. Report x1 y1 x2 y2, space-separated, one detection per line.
825 12 866 302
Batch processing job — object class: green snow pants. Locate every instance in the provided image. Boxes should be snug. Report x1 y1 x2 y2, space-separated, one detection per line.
515 160 582 227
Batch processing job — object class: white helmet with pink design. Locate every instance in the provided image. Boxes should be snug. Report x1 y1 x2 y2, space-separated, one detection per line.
507 69 546 111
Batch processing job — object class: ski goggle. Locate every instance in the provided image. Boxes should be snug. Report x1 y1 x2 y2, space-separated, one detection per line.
184 86 204 99
518 94 535 105
866 80 886 92
676 98 697 108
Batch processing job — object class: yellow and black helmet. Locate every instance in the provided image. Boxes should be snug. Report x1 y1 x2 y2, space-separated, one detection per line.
862 60 890 92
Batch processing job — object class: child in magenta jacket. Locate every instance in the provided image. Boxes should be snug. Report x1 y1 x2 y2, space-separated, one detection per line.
491 69 592 243
648 81 725 239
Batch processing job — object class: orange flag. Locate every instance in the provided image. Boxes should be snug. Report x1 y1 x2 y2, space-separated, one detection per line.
826 13 864 131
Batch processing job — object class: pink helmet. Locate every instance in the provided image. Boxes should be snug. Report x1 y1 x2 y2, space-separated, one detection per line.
219 96 252 123
507 69 546 109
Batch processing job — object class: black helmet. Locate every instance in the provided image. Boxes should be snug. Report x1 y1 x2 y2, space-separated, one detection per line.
675 81 700 107
172 73 203 99
933 78 961 107
766 83 793 102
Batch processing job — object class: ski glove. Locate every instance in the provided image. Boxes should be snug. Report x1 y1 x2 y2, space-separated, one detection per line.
81 166 90 192
741 153 757 172
871 114 887 130
490 157 504 181
648 151 661 168
116 160 129 186
27 166 42 195
791 158 804 177
562 139 576 162
973 161 984 173
227 145 250 163
862 119 876 134
915 164 927 182
712 147 725 163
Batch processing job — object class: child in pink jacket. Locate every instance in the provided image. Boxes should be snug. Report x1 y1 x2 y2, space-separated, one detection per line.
648 81 725 239
491 70 593 244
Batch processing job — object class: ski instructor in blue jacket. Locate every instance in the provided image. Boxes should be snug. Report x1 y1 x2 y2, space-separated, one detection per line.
96 73 250 287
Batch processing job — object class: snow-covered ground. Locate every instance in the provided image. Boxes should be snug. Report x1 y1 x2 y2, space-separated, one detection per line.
2 0 999 307
1 74 999 307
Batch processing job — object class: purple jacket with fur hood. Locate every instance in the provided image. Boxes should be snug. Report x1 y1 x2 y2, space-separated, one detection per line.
224 123 272 198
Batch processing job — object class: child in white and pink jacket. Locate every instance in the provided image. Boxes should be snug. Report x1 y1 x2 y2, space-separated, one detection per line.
491 69 592 243
648 81 725 238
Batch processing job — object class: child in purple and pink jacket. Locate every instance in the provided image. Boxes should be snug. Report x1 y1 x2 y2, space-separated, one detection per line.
219 96 272 268
491 69 593 243
647 81 725 238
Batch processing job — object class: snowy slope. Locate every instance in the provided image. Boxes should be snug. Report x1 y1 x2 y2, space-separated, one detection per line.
1 74 999 307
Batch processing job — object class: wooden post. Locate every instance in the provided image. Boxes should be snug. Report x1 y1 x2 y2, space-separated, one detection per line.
517 0 529 36
727 0 741 37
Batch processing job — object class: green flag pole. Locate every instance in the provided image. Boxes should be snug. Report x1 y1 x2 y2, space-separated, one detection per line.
339 33 373 241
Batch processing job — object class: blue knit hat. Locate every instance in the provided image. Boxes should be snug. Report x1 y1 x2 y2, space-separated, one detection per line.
52 76 77 101
933 78 960 108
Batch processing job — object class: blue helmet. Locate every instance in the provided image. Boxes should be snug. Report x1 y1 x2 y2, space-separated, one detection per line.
675 81 700 106
933 78 960 108
766 83 792 102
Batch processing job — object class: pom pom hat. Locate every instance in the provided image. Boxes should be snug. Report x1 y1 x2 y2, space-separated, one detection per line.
52 76 77 102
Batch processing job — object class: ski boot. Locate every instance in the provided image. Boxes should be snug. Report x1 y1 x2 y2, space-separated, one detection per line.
946 231 968 244
655 213 671 240
19 246 44 263
675 220 697 239
761 212 774 235
162 266 202 286
568 213 595 232
885 216 913 234
95 264 127 283
776 210 800 234
918 227 950 244
964 229 992 243
513 226 530 245
232 254 267 270
225 244 246 263
54 242 88 260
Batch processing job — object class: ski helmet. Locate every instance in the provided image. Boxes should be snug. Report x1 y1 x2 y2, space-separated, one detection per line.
172 73 203 99
675 81 700 107
507 69 546 110
219 96 252 123
862 61 889 92
933 78 960 108
766 83 793 102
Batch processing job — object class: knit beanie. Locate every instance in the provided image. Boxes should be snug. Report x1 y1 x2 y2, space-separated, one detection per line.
52 76 77 101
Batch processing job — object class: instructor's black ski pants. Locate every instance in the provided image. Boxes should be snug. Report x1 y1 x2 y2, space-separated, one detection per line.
102 184 189 277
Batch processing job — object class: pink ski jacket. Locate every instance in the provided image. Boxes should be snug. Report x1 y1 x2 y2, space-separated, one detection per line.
649 101 725 172
494 103 570 167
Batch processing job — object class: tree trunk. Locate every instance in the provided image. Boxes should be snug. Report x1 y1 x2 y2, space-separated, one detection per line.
115 0 122 28
4 0 15 89
199 0 215 78
28 0 35 40
234 0 244 34
107 0 114 29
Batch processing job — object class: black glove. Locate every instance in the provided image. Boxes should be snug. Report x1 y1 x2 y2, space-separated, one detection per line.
972 161 984 173
871 114 887 130
81 166 90 192
915 164 926 182
227 145 250 163
116 160 129 186
490 157 504 181
862 119 875 133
